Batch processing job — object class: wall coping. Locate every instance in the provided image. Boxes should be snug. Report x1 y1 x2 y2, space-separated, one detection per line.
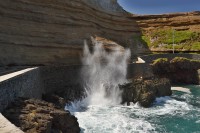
0 67 37 82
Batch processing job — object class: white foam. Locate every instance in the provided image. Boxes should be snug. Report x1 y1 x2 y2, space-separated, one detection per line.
196 120 200 123
74 105 156 133
66 94 195 132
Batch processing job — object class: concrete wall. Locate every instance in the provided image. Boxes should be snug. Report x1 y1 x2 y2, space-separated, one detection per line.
0 68 43 112
0 63 151 112
140 53 200 63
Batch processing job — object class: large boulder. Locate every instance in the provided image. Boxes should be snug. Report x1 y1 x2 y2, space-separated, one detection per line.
120 77 172 107
2 98 80 133
152 57 200 84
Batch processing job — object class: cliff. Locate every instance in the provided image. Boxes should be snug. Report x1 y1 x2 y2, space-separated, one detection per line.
151 57 200 84
0 0 144 66
0 0 199 66
135 12 200 52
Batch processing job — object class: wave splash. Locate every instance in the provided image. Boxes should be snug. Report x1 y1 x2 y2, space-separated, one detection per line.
78 39 130 106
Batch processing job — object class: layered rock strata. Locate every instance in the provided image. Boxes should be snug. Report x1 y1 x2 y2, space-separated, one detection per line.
134 11 200 51
136 11 200 32
0 0 143 66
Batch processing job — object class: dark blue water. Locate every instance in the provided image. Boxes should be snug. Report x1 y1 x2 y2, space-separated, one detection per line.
68 85 200 133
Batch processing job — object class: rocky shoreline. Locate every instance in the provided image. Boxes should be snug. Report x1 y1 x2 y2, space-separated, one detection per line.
2 98 80 133
151 57 200 84
120 77 172 107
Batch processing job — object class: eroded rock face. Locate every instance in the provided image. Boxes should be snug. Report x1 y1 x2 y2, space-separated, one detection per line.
83 0 125 13
2 98 80 133
0 0 198 65
119 78 172 107
0 0 142 66
152 57 200 84
135 11 200 52
136 12 200 32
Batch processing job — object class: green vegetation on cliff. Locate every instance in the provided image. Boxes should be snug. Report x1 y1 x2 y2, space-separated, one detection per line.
152 57 200 65
170 57 200 63
140 30 200 51
152 58 168 65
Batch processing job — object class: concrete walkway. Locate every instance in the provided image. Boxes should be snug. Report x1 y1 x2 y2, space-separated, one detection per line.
0 113 24 133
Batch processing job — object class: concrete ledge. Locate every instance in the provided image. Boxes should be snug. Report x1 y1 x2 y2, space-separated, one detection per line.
0 113 23 133
0 68 37 82
0 67 42 112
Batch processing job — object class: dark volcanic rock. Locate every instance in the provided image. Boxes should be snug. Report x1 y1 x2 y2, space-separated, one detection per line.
120 78 172 107
152 57 200 84
2 98 80 133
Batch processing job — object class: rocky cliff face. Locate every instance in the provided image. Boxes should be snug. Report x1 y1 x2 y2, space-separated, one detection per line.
135 12 200 52
136 12 200 32
151 57 200 84
0 0 199 66
120 78 172 107
3 98 80 133
0 0 143 66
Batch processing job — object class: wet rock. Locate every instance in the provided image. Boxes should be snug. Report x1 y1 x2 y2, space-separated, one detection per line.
139 91 155 107
152 57 200 84
2 98 80 133
120 77 171 107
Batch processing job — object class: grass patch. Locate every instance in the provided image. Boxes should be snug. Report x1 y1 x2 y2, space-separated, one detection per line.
152 58 168 65
141 29 200 51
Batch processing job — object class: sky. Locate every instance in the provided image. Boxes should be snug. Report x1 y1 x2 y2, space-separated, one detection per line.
117 0 200 15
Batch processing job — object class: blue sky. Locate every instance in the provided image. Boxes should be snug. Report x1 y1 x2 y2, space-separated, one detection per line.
117 0 200 14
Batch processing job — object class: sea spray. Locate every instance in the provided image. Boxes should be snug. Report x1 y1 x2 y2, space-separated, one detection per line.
66 39 130 110
65 42 200 132
80 39 131 106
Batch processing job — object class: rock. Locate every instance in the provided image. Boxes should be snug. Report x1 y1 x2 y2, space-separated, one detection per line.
0 0 142 66
0 0 199 65
136 12 200 33
2 98 80 133
135 11 200 52
139 91 155 108
152 57 200 84
120 77 172 107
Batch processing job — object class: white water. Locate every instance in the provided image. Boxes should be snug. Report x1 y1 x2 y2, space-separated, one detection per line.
80 39 130 106
67 95 196 133
65 41 200 132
